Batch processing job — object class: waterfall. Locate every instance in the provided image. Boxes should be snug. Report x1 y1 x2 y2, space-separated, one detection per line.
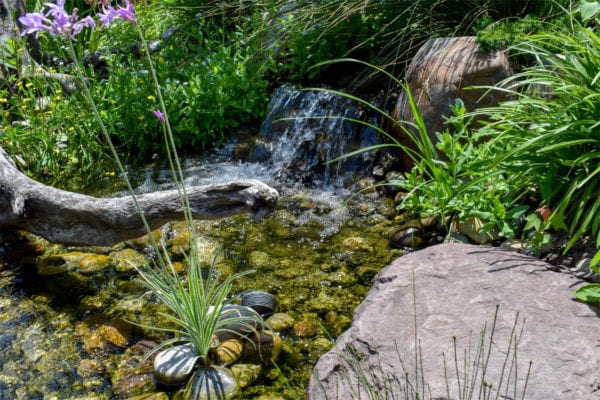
135 85 383 200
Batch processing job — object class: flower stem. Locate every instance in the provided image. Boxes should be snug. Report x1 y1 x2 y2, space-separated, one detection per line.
65 40 160 252
134 24 192 224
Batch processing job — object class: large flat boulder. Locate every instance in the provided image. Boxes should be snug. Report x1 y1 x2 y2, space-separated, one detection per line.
308 243 600 399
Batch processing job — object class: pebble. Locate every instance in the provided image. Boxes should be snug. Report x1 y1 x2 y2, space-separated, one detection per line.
389 220 424 248
500 239 526 252
153 342 199 385
230 363 262 388
293 320 321 338
110 248 146 273
265 313 295 332
458 216 502 244
79 254 111 273
127 393 169 400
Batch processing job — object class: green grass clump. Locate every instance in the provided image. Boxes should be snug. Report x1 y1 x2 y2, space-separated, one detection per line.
471 14 600 260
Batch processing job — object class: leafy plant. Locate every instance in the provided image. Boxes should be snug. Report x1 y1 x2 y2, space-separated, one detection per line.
0 75 108 190
17 3 269 396
469 10 600 263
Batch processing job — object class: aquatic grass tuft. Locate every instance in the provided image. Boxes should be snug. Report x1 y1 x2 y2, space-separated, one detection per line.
133 246 264 367
316 279 532 400
19 0 267 378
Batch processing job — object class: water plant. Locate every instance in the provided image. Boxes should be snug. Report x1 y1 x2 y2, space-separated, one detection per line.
18 1 275 397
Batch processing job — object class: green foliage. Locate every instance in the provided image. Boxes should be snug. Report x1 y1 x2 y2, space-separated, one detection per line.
0 76 109 190
135 247 265 365
394 99 528 238
579 0 600 22
574 283 600 303
476 16 553 53
83 10 268 158
471 16 600 254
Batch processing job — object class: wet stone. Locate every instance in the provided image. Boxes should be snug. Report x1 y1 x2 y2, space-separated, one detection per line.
325 270 357 287
444 231 471 244
230 363 262 388
176 366 241 400
112 373 156 398
342 237 373 252
168 230 192 256
458 216 502 244
500 239 526 252
126 228 164 250
249 251 272 270
37 252 91 275
265 313 295 332
215 339 243 365
127 393 170 400
389 220 424 248
96 320 132 348
241 331 282 363
110 248 147 273
310 337 334 354
77 358 104 378
375 196 397 219
153 342 200 385
79 254 111 273
293 320 321 338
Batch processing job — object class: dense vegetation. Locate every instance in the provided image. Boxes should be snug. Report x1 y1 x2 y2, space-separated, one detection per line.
1 0 566 186
2 0 599 283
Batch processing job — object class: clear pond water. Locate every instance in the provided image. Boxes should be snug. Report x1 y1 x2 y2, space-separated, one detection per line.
0 86 403 399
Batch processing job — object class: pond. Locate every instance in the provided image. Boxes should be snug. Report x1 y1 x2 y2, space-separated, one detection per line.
0 85 407 399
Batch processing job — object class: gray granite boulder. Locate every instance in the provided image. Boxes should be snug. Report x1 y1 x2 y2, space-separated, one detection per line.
308 243 600 399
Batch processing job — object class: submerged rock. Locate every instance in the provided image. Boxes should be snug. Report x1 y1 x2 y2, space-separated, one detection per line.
154 343 200 385
265 313 294 332
230 364 262 389
175 366 241 400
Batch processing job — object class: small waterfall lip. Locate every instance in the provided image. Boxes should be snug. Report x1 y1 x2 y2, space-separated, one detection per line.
129 84 383 227
258 84 382 188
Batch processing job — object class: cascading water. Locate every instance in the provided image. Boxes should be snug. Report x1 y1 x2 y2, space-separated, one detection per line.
0 85 399 399
257 85 382 189
136 85 383 200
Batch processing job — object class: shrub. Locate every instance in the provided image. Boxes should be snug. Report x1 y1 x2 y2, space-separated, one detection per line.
470 13 600 258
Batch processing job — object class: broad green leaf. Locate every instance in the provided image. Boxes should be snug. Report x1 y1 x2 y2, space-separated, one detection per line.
580 1 600 22
574 283 600 303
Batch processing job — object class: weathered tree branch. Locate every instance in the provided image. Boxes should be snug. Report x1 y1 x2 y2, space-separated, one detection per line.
0 146 278 246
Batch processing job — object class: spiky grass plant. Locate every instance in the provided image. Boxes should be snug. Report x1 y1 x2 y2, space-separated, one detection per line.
18 0 267 378
316 279 532 400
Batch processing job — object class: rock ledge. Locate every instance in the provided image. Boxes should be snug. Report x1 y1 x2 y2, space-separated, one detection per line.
308 243 600 399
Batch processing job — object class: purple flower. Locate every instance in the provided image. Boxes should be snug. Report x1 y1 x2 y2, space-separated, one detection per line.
19 0 95 40
115 0 136 24
152 110 165 125
98 0 137 27
19 12 51 37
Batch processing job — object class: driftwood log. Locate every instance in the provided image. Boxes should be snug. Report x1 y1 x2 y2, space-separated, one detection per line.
0 146 278 246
